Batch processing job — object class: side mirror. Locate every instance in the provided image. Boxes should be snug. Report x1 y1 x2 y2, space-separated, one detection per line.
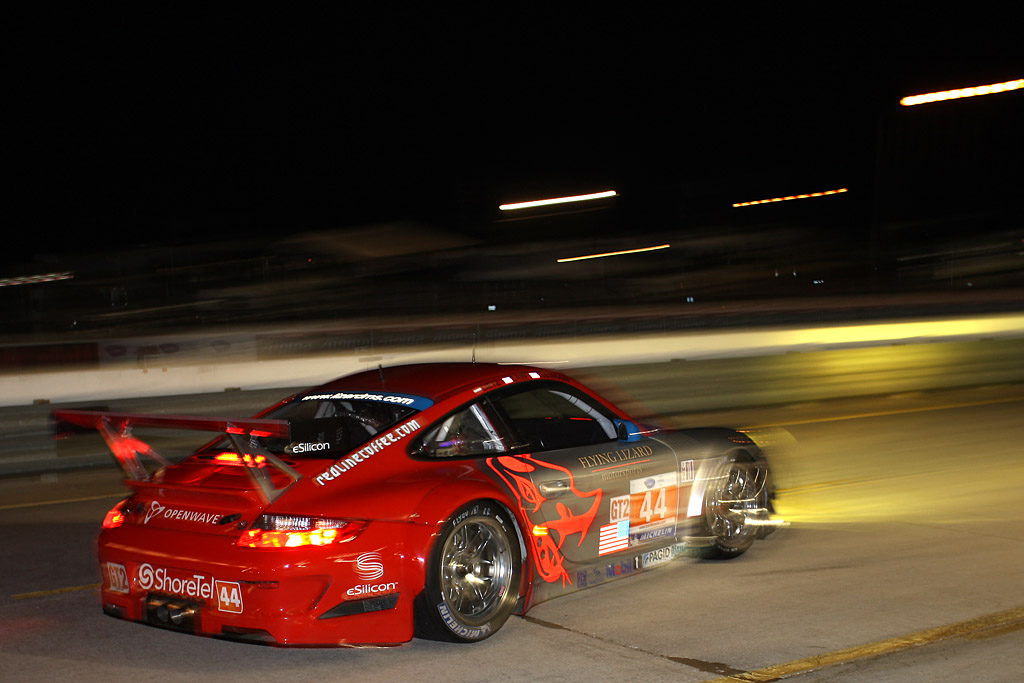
614 419 643 442
617 421 629 440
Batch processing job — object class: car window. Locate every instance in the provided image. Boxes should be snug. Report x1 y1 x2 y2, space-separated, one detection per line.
416 402 508 458
198 397 418 458
415 383 618 459
492 386 617 452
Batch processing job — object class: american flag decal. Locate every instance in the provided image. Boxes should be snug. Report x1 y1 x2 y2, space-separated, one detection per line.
598 521 629 555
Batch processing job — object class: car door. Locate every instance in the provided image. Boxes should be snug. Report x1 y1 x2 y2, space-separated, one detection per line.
484 384 681 570
412 381 682 596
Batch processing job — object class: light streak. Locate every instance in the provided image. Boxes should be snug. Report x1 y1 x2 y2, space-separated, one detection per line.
732 188 847 208
557 244 670 263
900 78 1023 106
0 271 74 287
499 190 617 211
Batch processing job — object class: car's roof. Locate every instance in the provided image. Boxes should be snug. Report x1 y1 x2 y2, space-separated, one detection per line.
307 362 553 403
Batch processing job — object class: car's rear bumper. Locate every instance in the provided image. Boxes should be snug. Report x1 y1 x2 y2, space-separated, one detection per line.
97 520 431 646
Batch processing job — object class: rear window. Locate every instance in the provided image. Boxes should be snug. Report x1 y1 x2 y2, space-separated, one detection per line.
199 395 421 458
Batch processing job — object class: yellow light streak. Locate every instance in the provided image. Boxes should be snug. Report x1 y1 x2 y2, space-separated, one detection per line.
499 190 617 211
900 78 1023 106
747 394 1024 430
732 188 847 208
556 243 671 263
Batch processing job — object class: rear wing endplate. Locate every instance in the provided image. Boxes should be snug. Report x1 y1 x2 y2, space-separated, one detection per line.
53 409 301 503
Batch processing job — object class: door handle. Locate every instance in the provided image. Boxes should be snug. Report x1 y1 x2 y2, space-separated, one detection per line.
539 480 570 496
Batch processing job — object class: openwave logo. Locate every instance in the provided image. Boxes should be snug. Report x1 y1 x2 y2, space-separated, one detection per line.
144 501 165 524
355 552 384 581
142 500 220 525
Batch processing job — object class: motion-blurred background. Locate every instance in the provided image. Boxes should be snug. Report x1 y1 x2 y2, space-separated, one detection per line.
4 8 1021 349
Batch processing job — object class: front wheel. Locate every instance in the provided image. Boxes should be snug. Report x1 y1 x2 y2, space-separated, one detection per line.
416 501 522 642
699 454 770 559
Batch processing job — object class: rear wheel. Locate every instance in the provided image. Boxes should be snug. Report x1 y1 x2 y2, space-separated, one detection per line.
699 454 770 559
416 501 521 642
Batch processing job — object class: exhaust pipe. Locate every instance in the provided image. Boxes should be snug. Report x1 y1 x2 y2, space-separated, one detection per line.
146 598 199 630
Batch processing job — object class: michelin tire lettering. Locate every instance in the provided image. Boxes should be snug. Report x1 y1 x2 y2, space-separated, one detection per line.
437 602 490 640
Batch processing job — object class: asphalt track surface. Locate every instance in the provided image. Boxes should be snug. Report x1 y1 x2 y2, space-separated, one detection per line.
2 342 1023 681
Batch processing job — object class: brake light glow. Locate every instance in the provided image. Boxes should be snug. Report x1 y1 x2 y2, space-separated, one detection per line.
226 426 274 438
102 498 131 529
213 452 267 467
237 515 366 548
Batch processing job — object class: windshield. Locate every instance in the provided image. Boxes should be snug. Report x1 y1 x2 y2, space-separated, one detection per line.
199 394 422 458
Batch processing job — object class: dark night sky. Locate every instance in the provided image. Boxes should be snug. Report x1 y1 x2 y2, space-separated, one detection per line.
7 7 1022 268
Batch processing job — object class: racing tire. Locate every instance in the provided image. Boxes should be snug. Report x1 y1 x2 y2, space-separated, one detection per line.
698 453 770 560
415 501 522 642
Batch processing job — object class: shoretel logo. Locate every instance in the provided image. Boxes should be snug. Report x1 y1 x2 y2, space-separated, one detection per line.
346 582 398 596
136 562 243 613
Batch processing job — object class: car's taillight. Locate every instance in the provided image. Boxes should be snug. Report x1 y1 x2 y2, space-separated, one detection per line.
212 452 267 467
236 515 366 548
102 498 132 529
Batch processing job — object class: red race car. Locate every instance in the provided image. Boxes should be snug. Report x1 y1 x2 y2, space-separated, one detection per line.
55 362 776 646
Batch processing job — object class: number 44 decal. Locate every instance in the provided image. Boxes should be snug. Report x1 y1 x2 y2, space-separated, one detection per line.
629 472 678 528
638 487 669 523
215 580 243 613
610 489 668 524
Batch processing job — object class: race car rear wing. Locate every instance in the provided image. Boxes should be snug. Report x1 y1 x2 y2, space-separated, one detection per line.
53 409 301 503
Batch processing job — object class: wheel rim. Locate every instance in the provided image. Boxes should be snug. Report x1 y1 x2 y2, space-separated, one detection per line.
439 516 514 625
707 460 762 547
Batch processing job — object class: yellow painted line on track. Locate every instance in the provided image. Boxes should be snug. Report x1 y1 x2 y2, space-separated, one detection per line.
747 394 1024 429
13 583 101 600
706 605 1024 682
0 492 124 511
